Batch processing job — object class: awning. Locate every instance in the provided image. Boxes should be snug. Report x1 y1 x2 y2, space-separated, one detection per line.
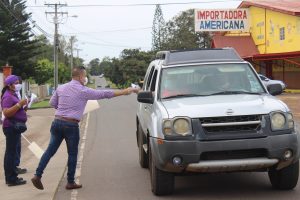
211 35 259 59
253 51 300 68
253 51 300 60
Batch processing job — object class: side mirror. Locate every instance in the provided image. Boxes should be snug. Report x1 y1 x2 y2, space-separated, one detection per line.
267 84 283 96
265 78 270 81
137 91 154 104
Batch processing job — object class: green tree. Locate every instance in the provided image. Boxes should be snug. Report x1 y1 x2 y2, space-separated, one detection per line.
0 0 41 78
162 9 211 50
34 59 53 85
152 4 166 51
101 57 113 78
33 35 53 61
89 58 101 75
102 49 155 87
33 58 71 85
120 49 154 85
58 62 71 84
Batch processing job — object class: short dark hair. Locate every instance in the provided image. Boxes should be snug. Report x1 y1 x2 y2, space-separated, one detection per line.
72 66 86 77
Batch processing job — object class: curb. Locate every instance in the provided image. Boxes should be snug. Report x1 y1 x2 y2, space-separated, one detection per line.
284 90 300 94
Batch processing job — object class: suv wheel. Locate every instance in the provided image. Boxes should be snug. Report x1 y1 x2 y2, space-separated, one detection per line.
138 124 148 168
149 145 174 196
268 160 299 190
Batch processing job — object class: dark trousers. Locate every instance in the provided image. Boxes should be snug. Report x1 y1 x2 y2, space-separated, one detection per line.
3 127 21 182
35 119 79 183
15 136 21 167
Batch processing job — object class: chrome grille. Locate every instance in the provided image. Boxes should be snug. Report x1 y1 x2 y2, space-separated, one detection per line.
200 115 262 133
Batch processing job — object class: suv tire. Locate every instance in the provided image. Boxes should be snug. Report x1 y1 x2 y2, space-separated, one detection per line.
268 160 299 190
138 124 148 168
149 144 174 196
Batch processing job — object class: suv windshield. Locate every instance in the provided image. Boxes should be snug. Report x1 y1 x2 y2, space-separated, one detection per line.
160 63 265 99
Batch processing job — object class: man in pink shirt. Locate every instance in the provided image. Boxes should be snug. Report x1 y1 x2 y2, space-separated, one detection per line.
31 66 139 190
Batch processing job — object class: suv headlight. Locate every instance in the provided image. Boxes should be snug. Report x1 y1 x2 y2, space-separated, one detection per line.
270 112 294 131
163 117 192 136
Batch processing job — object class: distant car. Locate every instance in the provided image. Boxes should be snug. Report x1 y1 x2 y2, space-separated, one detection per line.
99 74 104 78
258 74 286 90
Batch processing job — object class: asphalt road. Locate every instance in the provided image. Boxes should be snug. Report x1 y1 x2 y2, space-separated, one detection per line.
53 92 300 200
92 75 108 89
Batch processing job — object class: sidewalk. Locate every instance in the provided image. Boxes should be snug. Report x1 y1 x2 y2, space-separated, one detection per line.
278 93 300 123
0 108 67 200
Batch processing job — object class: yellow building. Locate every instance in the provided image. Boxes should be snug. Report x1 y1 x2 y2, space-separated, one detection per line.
212 0 300 89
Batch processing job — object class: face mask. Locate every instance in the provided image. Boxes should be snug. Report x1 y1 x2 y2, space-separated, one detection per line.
15 84 22 92
84 77 88 85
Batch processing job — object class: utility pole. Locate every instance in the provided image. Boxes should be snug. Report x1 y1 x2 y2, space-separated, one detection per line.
69 36 76 77
74 48 82 66
74 48 82 58
45 3 67 90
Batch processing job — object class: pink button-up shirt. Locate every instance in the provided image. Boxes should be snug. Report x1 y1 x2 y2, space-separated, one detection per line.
50 80 114 121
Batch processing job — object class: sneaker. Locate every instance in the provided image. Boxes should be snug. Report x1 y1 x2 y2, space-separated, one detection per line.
6 177 23 184
16 167 27 174
7 178 26 186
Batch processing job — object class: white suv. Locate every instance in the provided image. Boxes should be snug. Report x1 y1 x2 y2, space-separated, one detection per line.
136 48 299 195
258 74 287 90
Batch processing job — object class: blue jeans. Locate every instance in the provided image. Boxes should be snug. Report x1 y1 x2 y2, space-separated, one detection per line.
35 119 79 183
3 127 22 182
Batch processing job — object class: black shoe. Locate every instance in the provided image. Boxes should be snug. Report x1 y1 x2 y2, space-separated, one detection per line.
16 167 27 174
6 177 23 184
7 178 26 186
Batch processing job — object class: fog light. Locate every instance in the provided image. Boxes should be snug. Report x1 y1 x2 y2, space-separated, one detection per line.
283 150 293 160
172 156 182 166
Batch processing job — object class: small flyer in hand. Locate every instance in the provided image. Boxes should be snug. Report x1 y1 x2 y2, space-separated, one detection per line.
25 93 38 108
131 83 140 89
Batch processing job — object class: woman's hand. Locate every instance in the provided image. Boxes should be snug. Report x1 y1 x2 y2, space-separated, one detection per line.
19 99 28 107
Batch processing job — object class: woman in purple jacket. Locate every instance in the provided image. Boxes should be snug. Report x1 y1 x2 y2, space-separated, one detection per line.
1 75 28 186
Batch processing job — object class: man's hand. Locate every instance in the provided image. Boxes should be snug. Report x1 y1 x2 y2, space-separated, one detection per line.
124 87 140 95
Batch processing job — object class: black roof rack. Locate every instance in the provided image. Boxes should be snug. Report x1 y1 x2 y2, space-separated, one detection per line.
155 48 243 65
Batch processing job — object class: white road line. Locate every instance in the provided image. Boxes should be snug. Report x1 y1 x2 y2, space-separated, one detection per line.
71 112 90 200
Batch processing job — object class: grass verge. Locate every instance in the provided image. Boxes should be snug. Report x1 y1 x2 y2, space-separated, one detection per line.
30 99 51 109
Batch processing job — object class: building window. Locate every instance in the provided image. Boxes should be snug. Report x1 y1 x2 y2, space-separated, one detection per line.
280 27 285 40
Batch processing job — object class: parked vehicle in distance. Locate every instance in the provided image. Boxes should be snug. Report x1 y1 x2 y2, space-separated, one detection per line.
136 48 299 196
258 74 286 90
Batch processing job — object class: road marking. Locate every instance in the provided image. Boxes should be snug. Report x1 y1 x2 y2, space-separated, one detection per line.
70 112 90 200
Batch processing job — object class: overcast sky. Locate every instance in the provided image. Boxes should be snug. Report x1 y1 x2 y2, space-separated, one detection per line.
26 0 241 64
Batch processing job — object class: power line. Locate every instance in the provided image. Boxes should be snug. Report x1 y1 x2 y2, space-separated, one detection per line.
63 24 118 46
27 6 55 32
82 40 150 49
28 1 241 8
28 17 53 38
64 27 152 34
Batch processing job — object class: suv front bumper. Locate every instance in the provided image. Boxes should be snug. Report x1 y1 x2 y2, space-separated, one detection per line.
149 133 300 173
